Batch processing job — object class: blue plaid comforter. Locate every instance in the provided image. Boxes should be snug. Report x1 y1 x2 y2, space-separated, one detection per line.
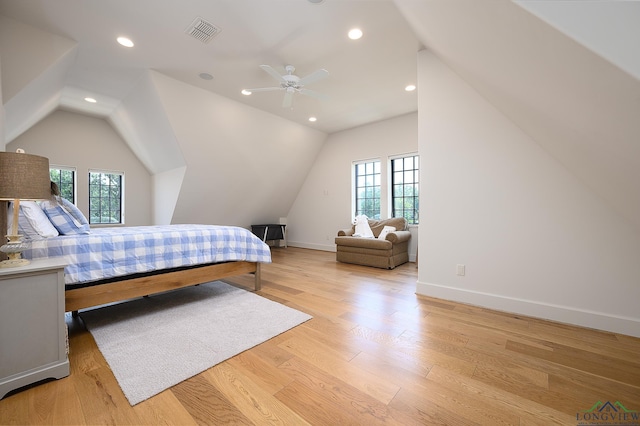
23 225 272 285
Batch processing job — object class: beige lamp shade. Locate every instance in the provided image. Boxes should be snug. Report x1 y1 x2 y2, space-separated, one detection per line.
0 151 51 201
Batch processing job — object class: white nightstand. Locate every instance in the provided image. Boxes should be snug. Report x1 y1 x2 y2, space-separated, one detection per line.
0 258 70 399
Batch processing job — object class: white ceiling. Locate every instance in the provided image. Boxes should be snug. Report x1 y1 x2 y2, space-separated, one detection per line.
0 0 422 134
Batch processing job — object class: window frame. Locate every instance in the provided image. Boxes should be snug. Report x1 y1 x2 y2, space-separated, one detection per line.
88 169 125 225
390 153 419 225
49 165 77 204
352 159 381 220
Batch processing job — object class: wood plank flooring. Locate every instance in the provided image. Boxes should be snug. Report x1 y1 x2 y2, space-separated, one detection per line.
1 247 639 425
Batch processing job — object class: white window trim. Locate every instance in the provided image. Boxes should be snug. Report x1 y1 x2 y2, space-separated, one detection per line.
352 158 381 220
50 164 77 204
88 169 125 225
389 152 419 224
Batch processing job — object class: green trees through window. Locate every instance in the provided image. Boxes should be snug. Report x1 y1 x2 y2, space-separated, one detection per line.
353 154 419 224
355 160 381 219
49 167 75 203
89 171 123 224
392 155 419 225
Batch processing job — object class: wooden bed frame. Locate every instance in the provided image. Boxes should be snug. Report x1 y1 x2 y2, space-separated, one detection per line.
65 261 261 312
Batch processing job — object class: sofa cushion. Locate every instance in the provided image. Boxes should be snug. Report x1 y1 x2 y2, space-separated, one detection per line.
377 226 396 240
335 236 392 249
369 217 407 236
336 240 408 256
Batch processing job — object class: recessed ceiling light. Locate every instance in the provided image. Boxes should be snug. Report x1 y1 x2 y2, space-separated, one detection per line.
241 89 252 96
308 117 317 122
84 97 97 103
405 85 416 92
199 72 213 80
348 28 363 40
117 36 134 47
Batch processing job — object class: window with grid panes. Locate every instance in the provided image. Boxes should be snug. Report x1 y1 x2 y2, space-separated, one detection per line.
354 160 381 219
49 166 76 204
89 170 123 224
391 154 419 224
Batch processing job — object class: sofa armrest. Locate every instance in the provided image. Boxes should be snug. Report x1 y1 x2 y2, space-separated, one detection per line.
337 228 354 236
385 230 411 243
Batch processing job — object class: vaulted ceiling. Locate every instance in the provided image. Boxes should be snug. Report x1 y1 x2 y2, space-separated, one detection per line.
2 0 639 231
0 0 421 136
395 0 640 231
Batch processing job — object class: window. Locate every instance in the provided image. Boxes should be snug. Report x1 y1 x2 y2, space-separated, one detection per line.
391 154 419 224
49 166 76 204
89 170 124 224
354 160 381 219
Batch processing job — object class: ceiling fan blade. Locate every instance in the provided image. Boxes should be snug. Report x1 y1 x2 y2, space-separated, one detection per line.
282 90 294 108
298 69 328 86
299 88 328 101
245 87 282 93
259 64 286 84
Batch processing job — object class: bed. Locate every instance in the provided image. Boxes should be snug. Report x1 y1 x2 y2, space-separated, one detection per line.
22 224 272 312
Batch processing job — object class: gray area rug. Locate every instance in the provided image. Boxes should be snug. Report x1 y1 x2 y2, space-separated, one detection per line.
80 281 311 405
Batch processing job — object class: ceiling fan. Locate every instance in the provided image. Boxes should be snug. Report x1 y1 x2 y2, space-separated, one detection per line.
245 64 329 108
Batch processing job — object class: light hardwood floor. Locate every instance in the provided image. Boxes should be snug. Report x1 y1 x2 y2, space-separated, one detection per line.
1 247 639 425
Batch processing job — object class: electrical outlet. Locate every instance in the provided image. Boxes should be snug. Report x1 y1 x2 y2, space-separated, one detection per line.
456 264 465 276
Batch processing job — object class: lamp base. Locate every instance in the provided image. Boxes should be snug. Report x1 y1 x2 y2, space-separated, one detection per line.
0 258 30 268
0 235 31 268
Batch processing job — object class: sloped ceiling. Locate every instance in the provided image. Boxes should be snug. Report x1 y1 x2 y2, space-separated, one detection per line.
0 12 326 227
394 0 640 231
516 0 640 80
2 1 639 231
0 0 420 136
0 15 77 142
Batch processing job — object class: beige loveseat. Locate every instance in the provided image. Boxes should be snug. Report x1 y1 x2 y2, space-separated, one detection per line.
335 217 411 269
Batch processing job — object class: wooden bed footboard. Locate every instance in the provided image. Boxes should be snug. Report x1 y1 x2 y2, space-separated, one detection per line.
65 261 261 312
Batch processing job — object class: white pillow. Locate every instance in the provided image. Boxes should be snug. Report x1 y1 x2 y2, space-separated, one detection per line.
378 225 396 240
8 201 59 239
353 214 374 238
41 198 91 235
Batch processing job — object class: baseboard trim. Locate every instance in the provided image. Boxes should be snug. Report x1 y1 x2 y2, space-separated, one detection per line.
288 241 336 252
416 281 640 338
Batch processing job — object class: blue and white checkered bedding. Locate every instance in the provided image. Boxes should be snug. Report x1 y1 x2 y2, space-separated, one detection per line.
23 224 272 285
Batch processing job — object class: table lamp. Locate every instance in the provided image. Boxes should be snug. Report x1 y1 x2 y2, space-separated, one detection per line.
0 150 51 268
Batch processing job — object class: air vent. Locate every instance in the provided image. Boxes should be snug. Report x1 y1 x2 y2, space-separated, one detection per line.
185 17 221 44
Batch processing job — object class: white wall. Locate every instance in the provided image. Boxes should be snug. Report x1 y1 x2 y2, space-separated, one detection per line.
287 112 418 258
417 50 640 337
7 110 152 226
